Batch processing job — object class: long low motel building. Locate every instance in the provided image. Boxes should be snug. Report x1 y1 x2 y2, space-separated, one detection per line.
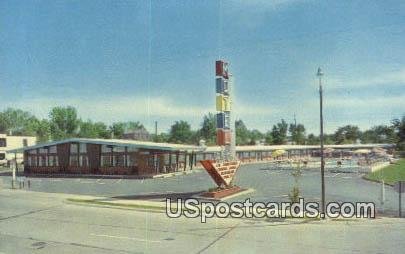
9 138 395 177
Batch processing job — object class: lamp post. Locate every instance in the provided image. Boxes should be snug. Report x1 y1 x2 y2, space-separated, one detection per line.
317 67 326 217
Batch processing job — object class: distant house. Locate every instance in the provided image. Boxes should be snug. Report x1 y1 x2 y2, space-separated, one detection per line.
122 129 151 141
0 133 37 166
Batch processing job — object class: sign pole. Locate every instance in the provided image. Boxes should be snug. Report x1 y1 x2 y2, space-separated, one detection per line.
398 181 402 218
317 67 325 217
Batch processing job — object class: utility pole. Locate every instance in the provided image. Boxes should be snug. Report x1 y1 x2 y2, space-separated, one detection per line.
154 121 158 142
317 67 326 217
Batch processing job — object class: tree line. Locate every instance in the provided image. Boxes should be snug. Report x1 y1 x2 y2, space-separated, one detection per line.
0 107 404 150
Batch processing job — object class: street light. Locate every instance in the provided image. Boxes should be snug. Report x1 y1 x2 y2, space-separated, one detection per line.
317 67 326 218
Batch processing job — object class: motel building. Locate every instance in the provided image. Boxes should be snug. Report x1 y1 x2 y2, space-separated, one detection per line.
10 138 202 177
9 137 396 177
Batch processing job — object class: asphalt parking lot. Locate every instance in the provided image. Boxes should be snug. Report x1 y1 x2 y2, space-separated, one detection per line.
0 163 401 215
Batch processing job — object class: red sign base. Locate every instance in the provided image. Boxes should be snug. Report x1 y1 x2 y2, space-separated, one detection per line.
200 160 241 187
201 186 243 199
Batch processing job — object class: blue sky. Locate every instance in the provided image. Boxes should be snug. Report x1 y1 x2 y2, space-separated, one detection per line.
1 0 405 134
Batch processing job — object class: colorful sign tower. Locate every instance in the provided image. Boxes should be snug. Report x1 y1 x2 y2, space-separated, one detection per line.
200 60 240 189
215 60 232 160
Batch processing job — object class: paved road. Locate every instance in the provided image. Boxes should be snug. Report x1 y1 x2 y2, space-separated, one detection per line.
0 189 405 253
0 163 401 215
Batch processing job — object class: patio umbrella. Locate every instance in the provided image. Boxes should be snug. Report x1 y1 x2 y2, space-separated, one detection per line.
324 148 335 153
272 149 286 157
353 149 371 154
372 147 386 154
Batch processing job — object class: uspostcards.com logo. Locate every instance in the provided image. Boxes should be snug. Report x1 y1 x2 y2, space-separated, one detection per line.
166 198 375 223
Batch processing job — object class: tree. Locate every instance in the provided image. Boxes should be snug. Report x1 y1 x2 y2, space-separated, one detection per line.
152 133 170 143
0 108 50 142
235 120 250 145
249 129 264 145
198 113 216 145
169 120 193 144
265 131 273 145
49 106 79 140
78 120 110 139
271 119 288 145
289 123 306 145
110 122 126 139
360 125 396 144
0 108 37 135
306 133 319 145
125 121 145 131
392 116 405 150
109 121 146 139
333 125 361 144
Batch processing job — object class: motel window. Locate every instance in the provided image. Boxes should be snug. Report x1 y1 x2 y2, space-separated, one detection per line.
114 155 125 167
127 147 138 152
147 156 155 167
28 149 37 155
127 154 137 167
48 155 59 167
0 138 6 147
69 155 79 167
196 153 204 162
0 153 5 160
101 145 113 167
79 155 89 167
164 154 170 165
170 154 177 164
27 156 37 167
178 154 185 162
113 146 126 153
101 145 112 153
147 154 159 170
70 144 78 154
38 155 47 166
23 139 28 147
101 155 112 167
49 146 57 154
79 143 87 153
39 148 48 154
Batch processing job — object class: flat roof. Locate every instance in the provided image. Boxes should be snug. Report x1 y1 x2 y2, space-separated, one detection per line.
203 143 395 153
8 138 395 153
8 138 203 153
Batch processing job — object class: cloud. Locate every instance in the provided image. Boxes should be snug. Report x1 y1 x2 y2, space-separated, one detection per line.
224 0 309 29
328 68 405 89
1 95 275 123
325 95 405 108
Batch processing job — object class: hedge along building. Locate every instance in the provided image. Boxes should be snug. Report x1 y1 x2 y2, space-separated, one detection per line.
9 138 202 176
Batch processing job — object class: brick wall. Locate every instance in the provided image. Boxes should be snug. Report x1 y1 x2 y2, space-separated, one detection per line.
87 143 100 174
57 143 70 173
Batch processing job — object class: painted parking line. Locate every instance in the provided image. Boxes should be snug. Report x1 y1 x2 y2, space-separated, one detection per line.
271 194 289 198
28 179 42 182
325 173 341 178
80 181 94 184
90 233 162 243
115 179 123 184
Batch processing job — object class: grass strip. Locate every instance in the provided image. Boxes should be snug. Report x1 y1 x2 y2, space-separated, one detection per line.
364 159 405 185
